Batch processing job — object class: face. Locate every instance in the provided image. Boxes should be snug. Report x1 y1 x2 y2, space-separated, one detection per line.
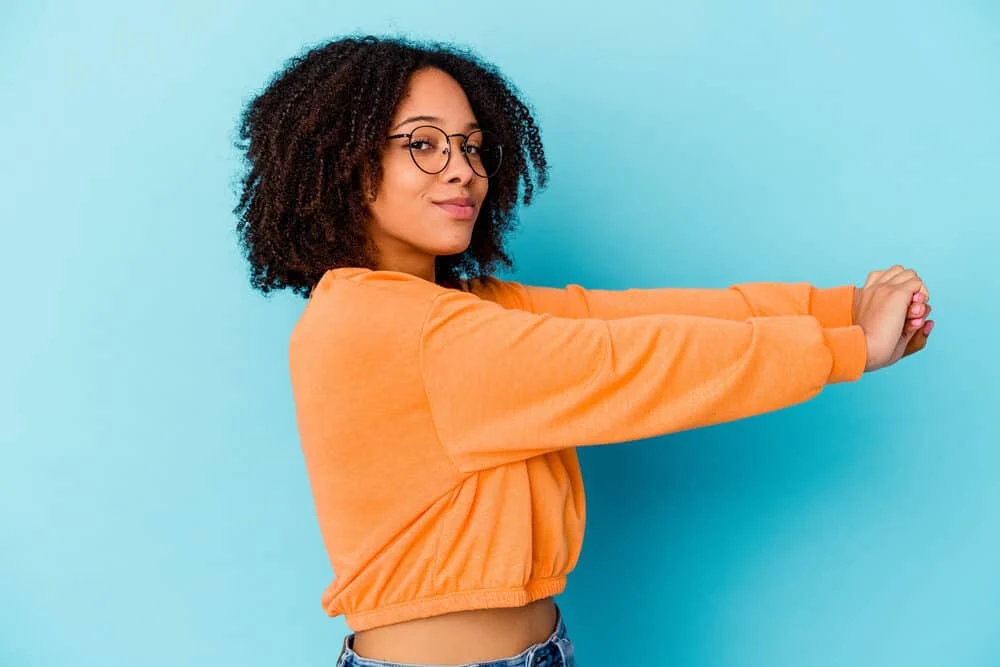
366 67 489 278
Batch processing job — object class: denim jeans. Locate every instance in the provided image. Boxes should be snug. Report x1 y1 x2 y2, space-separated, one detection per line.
336 605 576 667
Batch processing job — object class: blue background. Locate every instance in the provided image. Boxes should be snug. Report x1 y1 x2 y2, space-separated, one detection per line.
2 1 997 665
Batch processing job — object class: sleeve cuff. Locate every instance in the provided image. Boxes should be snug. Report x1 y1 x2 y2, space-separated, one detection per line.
810 285 856 328
822 325 867 383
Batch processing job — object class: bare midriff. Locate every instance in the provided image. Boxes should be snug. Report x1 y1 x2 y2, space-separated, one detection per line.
350 596 558 665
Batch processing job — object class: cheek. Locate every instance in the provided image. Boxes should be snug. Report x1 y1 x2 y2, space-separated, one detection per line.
472 180 489 216
372 162 427 223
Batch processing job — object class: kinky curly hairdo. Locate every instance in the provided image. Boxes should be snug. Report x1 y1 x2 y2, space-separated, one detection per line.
232 35 549 297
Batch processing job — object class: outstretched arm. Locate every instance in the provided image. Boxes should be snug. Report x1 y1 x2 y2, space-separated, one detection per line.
467 277 856 329
421 287 866 472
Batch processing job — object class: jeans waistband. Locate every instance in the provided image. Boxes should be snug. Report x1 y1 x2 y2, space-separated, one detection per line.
336 603 574 667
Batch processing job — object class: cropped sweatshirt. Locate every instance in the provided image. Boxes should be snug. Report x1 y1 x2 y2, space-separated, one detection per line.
288 267 866 631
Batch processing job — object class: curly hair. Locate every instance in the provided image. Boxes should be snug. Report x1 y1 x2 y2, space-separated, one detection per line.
232 35 549 297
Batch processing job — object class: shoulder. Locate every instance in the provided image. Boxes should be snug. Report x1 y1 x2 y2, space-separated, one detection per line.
460 274 530 309
290 268 471 358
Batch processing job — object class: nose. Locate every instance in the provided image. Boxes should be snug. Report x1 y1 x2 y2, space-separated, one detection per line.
441 136 475 184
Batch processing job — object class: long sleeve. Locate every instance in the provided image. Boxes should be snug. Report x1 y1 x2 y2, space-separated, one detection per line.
420 287 867 473
468 278 856 329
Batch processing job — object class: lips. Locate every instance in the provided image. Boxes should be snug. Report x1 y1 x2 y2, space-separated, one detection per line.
433 197 476 207
432 196 477 220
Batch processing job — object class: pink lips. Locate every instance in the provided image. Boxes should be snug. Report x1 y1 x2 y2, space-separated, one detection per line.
433 197 477 220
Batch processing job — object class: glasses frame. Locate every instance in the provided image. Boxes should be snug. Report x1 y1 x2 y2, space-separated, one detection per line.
387 125 503 178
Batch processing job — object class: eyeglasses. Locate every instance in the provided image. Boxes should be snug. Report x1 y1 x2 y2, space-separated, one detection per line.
387 125 503 178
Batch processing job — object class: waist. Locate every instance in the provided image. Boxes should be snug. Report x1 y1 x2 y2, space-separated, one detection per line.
350 596 559 664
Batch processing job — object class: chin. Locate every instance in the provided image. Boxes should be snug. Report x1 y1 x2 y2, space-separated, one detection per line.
430 234 474 256
435 243 473 257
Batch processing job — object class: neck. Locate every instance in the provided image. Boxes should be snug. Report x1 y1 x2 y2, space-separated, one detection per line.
376 255 436 284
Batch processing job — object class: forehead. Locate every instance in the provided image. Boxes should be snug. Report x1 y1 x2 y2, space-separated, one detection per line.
392 67 476 124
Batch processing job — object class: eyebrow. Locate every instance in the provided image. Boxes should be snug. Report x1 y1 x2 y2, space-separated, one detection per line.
390 115 480 132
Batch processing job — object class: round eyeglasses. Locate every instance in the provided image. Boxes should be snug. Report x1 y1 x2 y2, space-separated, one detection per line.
387 125 503 178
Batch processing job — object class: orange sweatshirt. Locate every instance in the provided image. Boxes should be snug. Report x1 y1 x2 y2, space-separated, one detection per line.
288 267 866 631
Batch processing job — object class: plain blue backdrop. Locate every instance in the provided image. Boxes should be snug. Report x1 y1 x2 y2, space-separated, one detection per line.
2 1 997 665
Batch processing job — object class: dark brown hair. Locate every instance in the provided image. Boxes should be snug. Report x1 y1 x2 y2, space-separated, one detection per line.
232 35 549 297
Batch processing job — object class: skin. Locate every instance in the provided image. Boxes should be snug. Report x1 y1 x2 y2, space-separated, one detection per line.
854 265 935 369
351 598 558 664
353 68 936 664
366 66 490 284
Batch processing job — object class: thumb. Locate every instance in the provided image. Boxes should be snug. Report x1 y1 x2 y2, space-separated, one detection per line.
896 318 924 359
903 328 929 358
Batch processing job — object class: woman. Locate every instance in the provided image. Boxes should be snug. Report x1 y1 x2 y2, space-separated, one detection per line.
233 35 934 667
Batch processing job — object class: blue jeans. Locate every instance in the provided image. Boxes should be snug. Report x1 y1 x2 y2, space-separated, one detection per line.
336 605 576 667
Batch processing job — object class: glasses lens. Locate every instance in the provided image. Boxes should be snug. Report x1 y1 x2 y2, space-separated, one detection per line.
408 126 449 174
464 130 503 178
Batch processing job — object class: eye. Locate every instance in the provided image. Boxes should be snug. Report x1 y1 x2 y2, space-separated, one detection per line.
408 140 433 151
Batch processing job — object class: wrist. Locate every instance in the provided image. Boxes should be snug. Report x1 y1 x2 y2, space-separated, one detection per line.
852 285 863 325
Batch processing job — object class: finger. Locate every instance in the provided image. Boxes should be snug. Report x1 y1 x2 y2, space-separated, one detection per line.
903 330 928 357
908 302 932 318
880 265 906 282
887 268 919 285
907 319 933 347
905 303 930 329
903 312 925 341
865 270 884 287
894 277 925 297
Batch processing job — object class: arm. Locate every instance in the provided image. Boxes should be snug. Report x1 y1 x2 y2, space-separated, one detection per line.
467 277 856 329
421 288 866 473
